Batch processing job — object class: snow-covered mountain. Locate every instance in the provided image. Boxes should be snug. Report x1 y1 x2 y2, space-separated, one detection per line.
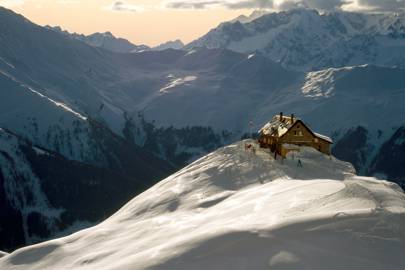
153 39 184 51
47 26 185 53
187 9 405 71
231 10 270 23
46 26 150 53
1 6 405 252
0 74 174 251
0 7 174 251
1 141 404 270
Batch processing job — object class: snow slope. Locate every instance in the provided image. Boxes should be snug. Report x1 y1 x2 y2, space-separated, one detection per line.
1 6 405 250
187 9 405 71
1 140 404 270
0 7 175 250
0 70 91 161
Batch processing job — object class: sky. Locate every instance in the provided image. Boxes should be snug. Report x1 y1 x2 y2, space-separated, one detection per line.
1 0 405 46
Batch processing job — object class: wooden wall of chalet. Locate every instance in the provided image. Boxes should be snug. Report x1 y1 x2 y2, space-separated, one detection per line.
279 122 331 155
259 136 277 151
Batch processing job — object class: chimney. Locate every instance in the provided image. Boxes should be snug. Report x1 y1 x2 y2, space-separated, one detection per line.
291 114 294 124
279 112 283 122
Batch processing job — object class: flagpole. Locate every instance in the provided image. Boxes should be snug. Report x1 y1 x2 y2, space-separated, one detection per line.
249 120 253 139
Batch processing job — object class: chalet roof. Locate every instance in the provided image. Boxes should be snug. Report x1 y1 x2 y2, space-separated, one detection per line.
259 114 333 144
313 132 333 143
259 115 298 137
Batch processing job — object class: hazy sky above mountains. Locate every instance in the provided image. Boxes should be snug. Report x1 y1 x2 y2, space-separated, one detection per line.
1 0 404 46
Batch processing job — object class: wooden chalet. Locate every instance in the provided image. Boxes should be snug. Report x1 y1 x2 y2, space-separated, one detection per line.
258 112 333 157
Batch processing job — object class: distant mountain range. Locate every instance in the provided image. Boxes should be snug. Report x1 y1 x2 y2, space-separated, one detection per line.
0 6 404 252
187 9 405 71
46 26 184 53
153 39 184 51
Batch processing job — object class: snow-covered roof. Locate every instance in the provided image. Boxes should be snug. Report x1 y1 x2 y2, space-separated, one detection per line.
259 115 297 137
314 132 333 143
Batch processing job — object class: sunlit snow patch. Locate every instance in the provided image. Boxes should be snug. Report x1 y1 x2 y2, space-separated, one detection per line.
160 75 197 93
185 50 196 56
32 146 50 156
0 70 87 121
302 65 364 99
26 86 88 121
302 69 336 98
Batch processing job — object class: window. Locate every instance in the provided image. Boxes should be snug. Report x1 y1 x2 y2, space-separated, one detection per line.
314 138 319 143
294 130 303 136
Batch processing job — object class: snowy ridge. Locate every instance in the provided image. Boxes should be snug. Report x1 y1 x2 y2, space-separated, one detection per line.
0 71 94 162
1 140 404 270
46 26 150 53
153 39 184 51
47 26 184 53
0 70 87 121
187 9 405 71
231 10 270 24
24 86 87 121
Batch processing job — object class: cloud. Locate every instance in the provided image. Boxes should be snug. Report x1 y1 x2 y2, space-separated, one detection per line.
163 0 405 12
104 1 144 13
163 0 347 11
356 0 405 12
277 0 348 11
164 0 274 10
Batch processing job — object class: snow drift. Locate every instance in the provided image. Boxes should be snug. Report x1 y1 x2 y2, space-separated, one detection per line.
1 140 404 270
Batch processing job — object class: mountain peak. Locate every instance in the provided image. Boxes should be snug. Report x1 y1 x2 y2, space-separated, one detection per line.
45 26 151 53
231 9 270 23
102 31 114 38
153 39 184 51
187 9 405 71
